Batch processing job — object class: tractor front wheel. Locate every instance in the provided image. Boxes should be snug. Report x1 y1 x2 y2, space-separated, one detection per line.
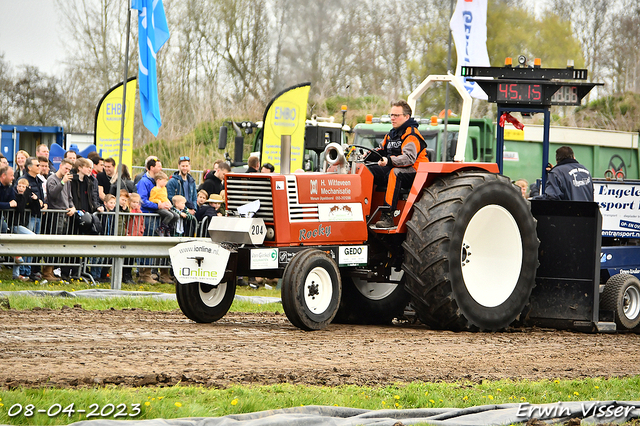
281 249 341 331
175 281 236 323
403 171 539 331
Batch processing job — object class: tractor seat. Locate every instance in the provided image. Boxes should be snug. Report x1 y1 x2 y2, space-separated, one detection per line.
373 152 434 199
374 185 411 199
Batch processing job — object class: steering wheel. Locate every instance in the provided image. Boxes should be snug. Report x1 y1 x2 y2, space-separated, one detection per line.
348 144 384 165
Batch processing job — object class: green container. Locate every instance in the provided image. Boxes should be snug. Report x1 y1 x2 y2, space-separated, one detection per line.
502 125 640 185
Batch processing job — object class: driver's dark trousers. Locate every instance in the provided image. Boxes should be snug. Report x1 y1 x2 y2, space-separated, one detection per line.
367 164 416 211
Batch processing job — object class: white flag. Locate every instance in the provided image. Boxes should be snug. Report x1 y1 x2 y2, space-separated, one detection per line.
450 0 490 100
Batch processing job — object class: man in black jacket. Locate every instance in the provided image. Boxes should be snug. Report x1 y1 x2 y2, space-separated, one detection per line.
97 157 116 201
70 158 103 216
198 161 230 196
70 158 106 281
24 157 46 213
536 146 594 202
22 157 48 280
0 166 17 233
245 155 260 173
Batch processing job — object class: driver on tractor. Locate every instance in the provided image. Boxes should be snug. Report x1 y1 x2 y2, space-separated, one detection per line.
366 100 429 229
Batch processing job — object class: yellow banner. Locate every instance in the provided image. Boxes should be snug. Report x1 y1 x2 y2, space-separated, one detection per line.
262 83 310 173
95 78 137 170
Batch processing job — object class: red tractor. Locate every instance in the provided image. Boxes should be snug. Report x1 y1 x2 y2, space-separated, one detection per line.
169 75 541 332
171 63 621 333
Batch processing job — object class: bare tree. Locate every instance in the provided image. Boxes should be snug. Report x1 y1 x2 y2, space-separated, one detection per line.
5 0 633 138
0 53 14 124
606 0 640 94
545 0 613 97
54 0 135 132
217 0 273 105
161 0 226 136
13 66 69 127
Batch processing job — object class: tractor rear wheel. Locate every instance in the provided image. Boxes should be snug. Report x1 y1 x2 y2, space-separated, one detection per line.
601 273 640 330
334 272 409 325
175 281 236 323
281 249 341 331
402 171 539 331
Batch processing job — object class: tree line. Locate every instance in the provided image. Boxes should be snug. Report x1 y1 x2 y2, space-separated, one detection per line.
1 0 639 142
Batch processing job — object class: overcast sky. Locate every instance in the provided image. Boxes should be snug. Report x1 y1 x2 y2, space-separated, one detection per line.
0 0 67 75
0 0 546 78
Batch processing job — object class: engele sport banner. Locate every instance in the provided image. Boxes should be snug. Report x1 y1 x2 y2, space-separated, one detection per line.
595 181 640 238
94 77 137 171
450 0 490 100
261 83 311 173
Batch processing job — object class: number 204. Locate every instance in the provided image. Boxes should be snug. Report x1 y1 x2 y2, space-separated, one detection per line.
251 225 264 235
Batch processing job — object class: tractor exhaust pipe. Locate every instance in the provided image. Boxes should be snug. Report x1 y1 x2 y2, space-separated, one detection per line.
323 142 348 174
280 135 291 174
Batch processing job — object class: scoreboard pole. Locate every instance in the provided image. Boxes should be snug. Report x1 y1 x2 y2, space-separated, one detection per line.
496 104 550 193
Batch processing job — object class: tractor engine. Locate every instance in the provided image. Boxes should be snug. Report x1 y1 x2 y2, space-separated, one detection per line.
224 161 374 248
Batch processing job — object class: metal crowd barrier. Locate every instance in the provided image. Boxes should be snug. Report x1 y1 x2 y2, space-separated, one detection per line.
0 209 212 288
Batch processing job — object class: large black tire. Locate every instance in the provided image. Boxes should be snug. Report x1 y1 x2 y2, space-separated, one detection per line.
175 281 236 323
334 273 410 325
281 249 341 331
402 171 539 331
601 274 640 330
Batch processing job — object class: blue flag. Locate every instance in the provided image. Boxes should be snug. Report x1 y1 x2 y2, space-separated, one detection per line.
131 0 170 136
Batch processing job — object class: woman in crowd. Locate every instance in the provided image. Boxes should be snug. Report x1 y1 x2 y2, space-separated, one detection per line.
14 150 29 182
109 163 137 195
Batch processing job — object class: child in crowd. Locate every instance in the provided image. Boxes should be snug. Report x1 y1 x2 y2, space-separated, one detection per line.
119 189 130 233
196 193 224 221
209 194 225 217
514 179 529 199
171 195 196 237
12 178 39 280
196 189 208 210
119 190 130 212
103 194 117 234
117 190 134 285
127 193 145 284
127 193 145 237
14 178 41 220
104 194 117 211
149 171 179 236
89 193 118 283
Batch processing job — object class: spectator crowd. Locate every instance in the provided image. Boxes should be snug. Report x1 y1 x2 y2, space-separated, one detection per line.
0 145 276 285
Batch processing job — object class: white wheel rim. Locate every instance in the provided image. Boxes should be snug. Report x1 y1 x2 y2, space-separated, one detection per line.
623 285 640 321
352 270 403 300
461 205 522 308
352 278 397 300
304 266 333 314
199 283 226 307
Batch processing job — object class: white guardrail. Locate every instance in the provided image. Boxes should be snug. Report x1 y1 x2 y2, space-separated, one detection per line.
0 235 208 290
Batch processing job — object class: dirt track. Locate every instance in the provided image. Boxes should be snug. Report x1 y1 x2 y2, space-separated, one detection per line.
1 307 639 389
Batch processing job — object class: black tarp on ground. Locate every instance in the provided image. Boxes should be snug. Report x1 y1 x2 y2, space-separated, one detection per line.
64 401 640 426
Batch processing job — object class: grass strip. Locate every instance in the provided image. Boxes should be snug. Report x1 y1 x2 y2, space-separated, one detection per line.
0 294 283 314
0 378 639 425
